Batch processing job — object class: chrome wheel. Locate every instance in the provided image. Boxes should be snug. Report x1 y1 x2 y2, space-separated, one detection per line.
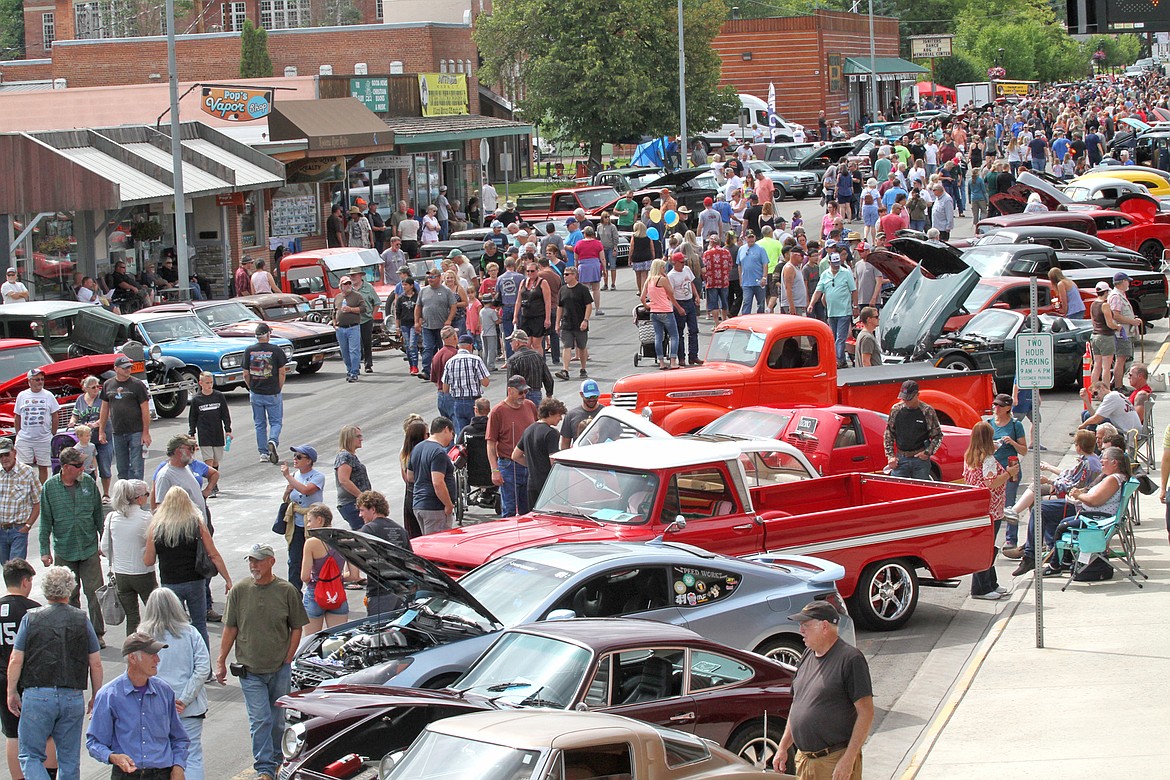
851 559 918 630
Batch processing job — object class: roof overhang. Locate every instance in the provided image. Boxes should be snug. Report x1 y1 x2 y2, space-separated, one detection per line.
384 114 533 153
268 98 394 155
844 57 928 80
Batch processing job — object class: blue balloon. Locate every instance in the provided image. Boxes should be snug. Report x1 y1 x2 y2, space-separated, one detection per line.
647 227 660 241
664 210 679 226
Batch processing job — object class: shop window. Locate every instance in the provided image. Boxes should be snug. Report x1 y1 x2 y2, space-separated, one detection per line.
375 0 383 17
241 191 262 248
42 13 55 49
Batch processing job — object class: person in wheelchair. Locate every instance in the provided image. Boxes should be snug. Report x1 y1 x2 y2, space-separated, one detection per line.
458 398 499 509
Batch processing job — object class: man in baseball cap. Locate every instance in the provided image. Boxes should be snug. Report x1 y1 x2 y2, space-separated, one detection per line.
560 379 603 449
884 380 941 480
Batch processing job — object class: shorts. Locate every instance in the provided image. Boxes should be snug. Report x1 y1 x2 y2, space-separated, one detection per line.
1090 334 1115 356
1115 337 1134 359
302 582 350 619
837 193 853 205
521 316 546 338
706 286 729 311
15 438 51 466
201 445 225 462
0 677 17 737
603 247 617 271
560 329 588 350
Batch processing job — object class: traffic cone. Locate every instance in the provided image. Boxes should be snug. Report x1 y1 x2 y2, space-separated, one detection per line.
1082 343 1093 410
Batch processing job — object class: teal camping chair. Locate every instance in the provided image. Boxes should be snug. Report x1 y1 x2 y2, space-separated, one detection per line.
1053 477 1147 591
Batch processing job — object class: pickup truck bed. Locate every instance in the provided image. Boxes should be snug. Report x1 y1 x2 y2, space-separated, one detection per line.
836 363 995 425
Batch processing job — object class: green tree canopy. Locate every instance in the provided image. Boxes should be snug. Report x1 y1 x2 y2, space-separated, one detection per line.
0 0 25 60
239 20 273 79
474 0 738 169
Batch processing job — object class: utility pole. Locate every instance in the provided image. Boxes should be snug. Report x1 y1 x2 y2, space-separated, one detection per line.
165 0 190 294
868 0 878 119
678 0 687 167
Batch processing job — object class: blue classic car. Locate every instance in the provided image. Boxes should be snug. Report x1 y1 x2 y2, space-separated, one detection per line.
125 311 293 390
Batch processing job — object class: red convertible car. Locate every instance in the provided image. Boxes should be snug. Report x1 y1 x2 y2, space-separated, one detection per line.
697 405 971 482
0 339 116 436
278 619 794 778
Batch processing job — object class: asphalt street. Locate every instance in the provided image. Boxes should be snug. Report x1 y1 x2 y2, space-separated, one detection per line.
15 195 1158 780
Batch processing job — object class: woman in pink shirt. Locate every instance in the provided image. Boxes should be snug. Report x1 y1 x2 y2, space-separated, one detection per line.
640 258 684 370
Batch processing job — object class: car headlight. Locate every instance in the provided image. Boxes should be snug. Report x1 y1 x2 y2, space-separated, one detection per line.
220 352 243 370
149 344 163 360
379 751 400 780
282 345 293 359
641 406 654 422
281 722 307 760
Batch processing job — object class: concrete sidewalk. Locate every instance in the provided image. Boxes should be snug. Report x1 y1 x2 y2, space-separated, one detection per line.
898 482 1169 778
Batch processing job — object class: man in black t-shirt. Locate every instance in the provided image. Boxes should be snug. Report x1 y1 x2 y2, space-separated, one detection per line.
97 354 151 480
774 602 873 779
1 558 39 777
242 323 288 464
407 417 457 535
560 379 602 449
326 205 346 248
555 268 594 381
513 398 567 510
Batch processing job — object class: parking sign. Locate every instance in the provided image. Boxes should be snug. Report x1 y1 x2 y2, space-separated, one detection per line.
1015 333 1054 389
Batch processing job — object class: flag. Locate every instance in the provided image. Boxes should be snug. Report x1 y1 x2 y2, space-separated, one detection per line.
768 82 779 142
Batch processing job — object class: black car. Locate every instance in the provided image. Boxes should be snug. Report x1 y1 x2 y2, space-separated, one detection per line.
957 224 1153 270
765 141 856 174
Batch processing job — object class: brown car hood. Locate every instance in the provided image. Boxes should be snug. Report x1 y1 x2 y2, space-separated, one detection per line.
211 319 333 340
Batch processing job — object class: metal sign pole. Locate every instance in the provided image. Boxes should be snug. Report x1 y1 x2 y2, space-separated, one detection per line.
1030 277 1044 648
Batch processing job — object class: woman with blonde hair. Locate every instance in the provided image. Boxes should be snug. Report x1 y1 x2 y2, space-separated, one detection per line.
640 258 683 370
962 421 1018 600
144 486 231 647
300 504 355 632
100 478 156 633
334 424 371 531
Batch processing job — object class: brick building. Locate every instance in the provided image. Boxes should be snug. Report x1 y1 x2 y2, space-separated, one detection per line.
713 10 925 132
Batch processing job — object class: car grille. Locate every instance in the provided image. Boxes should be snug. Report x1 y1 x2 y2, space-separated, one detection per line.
55 408 73 430
796 173 817 186
294 333 338 351
616 243 630 262
611 392 638 410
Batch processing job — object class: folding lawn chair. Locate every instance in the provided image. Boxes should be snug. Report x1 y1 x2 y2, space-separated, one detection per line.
1053 477 1147 591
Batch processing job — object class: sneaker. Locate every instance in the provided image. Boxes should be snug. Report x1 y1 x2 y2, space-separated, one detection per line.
972 591 1003 601
209 486 219 499
346 376 356 383
995 585 1009 594
98 635 107 649
365 366 373 374
260 454 272 463
1011 558 1035 577
409 365 419 375
1002 507 1020 525
595 310 606 316
579 369 588 378
206 608 222 623
1042 565 1065 577
554 369 570 380
267 440 279 464
690 359 703 366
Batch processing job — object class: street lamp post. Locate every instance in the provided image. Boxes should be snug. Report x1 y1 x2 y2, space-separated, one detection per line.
164 0 190 291
678 0 687 168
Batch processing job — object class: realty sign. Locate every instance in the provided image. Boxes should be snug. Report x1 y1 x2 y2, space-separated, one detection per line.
1015 332 1054 389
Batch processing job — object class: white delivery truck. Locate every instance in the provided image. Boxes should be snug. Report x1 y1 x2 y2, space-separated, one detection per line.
699 93 805 150
955 82 994 108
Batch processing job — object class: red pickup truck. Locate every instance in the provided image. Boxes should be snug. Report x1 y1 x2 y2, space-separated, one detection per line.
605 315 995 433
516 186 621 223
411 437 993 631
279 248 393 344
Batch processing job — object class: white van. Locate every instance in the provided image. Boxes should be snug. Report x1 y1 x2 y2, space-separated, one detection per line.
699 93 804 150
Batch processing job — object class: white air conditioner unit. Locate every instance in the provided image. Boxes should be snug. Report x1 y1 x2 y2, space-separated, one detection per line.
53 78 67 89
355 62 368 75
389 61 404 74
319 65 333 76
284 66 298 77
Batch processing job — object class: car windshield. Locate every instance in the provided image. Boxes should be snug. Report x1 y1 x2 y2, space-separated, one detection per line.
0 344 55 381
626 171 663 190
261 301 312 320
137 316 215 343
701 410 791 439
704 327 766 367
535 464 660 525
327 266 380 287
771 146 811 163
959 309 1021 341
959 247 1017 277
459 557 576 627
455 632 589 708
577 189 620 209
385 731 542 780
195 302 259 327
962 283 999 313
1064 186 1092 201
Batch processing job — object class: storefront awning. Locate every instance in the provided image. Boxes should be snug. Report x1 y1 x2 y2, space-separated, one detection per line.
384 114 533 153
268 98 394 154
0 121 285 214
843 57 928 79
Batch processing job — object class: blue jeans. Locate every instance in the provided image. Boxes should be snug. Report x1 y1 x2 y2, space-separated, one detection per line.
336 324 361 378
452 397 476 435
95 439 113 479
501 314 516 358
0 526 29 562
250 392 283 455
401 326 419 369
674 298 700 362
112 431 145 480
525 389 542 408
1031 157 1046 172
498 457 529 518
18 687 84 780
891 453 931 480
829 315 851 366
420 327 442 379
181 713 205 780
1003 476 1023 546
740 285 766 315
910 219 927 232
437 390 455 421
651 312 678 363
1022 499 1079 559
165 579 208 648
337 502 362 531
239 664 292 778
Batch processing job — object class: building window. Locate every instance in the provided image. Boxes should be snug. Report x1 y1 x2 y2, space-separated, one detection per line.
42 13 55 49
375 0 383 18
440 59 447 73
220 2 247 31
74 1 138 39
259 0 309 30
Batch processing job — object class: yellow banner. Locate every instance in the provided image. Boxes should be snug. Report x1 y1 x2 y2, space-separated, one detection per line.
994 81 1034 96
418 73 469 117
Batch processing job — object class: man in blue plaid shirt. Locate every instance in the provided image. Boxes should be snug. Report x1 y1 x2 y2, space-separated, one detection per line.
442 335 491 435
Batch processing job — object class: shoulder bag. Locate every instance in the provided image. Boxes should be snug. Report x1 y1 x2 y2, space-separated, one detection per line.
96 513 126 626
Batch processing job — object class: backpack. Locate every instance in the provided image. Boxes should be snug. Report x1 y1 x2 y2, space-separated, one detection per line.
314 554 345 610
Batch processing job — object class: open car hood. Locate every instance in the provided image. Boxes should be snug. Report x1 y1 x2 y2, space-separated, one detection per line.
865 249 917 286
309 528 501 627
879 265 981 356
811 143 857 165
886 237 969 276
0 353 116 398
1114 192 1160 221
644 167 712 189
996 171 1070 213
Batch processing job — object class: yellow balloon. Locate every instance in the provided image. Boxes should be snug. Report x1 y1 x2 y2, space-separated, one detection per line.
649 208 663 223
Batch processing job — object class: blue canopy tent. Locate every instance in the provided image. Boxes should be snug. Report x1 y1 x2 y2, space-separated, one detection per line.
631 136 671 167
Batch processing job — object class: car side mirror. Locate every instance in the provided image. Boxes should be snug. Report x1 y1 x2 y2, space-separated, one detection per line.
546 609 576 621
664 515 687 535
991 302 1011 310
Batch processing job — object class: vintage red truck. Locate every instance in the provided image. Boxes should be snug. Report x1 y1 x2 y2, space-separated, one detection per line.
279 247 393 344
411 437 993 631
0 338 118 436
516 186 621 223
603 314 995 434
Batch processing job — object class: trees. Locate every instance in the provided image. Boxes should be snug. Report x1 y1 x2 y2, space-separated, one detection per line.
0 0 23 60
239 20 273 79
474 0 737 172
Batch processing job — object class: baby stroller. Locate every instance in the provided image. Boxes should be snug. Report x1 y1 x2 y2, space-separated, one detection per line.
632 304 670 367
50 432 79 475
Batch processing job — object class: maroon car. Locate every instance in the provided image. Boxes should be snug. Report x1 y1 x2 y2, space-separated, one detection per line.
278 619 794 778
140 299 338 374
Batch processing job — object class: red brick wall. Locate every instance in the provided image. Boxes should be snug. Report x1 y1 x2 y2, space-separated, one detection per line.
713 10 901 129
0 58 53 82
47 23 474 89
